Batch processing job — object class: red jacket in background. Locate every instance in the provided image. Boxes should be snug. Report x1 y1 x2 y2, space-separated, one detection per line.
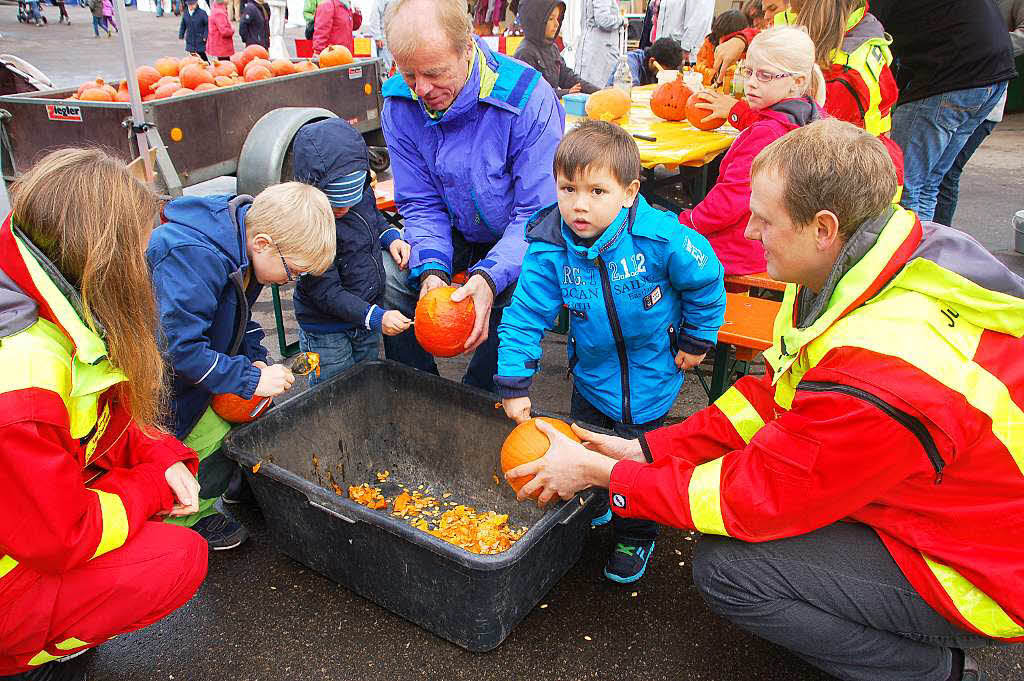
313 0 361 55
679 97 824 276
207 2 236 58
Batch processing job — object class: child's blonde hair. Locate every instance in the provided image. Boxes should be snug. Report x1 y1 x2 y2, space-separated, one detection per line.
246 182 336 275
747 25 826 106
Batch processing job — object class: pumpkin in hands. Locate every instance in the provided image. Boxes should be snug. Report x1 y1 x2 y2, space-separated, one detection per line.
686 91 726 131
414 286 475 357
650 76 693 121
500 417 582 499
211 393 272 424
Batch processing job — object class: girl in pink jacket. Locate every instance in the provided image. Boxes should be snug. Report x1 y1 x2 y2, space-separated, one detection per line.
312 0 362 55
682 26 826 276
207 0 236 60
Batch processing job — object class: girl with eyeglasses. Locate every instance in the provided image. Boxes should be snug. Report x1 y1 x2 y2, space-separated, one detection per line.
677 26 826 277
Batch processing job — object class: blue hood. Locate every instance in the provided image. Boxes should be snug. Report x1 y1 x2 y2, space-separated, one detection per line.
292 117 371 190
157 194 251 271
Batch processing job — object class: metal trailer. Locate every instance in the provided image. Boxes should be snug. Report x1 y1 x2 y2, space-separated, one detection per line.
0 58 388 197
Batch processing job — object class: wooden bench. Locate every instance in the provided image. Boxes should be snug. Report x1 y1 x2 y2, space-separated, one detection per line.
723 271 787 293
698 292 781 402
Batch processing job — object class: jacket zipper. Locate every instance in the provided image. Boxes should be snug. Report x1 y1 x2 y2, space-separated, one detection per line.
353 211 385 300
566 336 578 379
227 271 249 356
596 255 632 424
799 381 945 484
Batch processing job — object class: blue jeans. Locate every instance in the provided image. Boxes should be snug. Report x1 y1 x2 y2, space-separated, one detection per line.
153 0 163 16
693 522 998 681
890 82 1007 222
933 118 998 227
571 386 663 542
92 15 109 34
299 327 380 387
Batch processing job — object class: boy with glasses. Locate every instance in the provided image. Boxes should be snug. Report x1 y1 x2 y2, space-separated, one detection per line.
147 182 335 549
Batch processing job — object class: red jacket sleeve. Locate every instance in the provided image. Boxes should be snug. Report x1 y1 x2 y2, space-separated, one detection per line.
611 373 948 540
0 407 176 575
679 119 779 238
351 6 361 31
215 11 233 38
312 0 333 54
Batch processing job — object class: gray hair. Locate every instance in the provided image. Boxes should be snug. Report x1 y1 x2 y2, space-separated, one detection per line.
384 0 474 63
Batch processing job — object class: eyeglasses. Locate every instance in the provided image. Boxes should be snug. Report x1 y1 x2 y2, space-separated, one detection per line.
738 66 794 84
274 243 297 283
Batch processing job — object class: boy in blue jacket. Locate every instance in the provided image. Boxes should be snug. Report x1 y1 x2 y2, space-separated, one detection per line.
149 182 336 550
291 118 412 384
496 121 726 583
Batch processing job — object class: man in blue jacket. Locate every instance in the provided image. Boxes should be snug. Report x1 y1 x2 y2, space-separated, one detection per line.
379 0 564 392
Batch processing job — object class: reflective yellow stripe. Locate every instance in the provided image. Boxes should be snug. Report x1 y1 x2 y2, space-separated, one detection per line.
831 37 894 136
83 403 112 464
27 650 61 666
89 489 129 559
55 637 90 651
688 458 729 536
807 287 1024 476
715 387 766 445
924 555 1024 638
0 554 18 580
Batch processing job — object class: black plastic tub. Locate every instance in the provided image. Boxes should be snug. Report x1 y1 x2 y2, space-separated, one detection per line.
222 360 598 652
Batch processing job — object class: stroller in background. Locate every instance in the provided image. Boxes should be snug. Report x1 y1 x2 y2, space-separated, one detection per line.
16 0 47 24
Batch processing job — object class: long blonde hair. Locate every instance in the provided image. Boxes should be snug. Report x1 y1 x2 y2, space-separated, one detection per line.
747 25 826 106
10 148 167 432
795 0 863 69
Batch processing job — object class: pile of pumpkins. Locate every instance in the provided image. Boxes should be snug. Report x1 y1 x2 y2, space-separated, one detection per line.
71 43 355 102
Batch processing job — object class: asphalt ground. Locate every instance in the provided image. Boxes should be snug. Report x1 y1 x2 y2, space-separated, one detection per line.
3 8 1024 679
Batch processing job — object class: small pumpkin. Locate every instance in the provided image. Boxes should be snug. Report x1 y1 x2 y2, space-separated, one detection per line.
319 44 354 68
152 82 181 99
243 43 270 61
500 417 582 498
194 82 218 92
211 393 271 424
685 91 726 131
243 65 273 82
214 75 236 87
650 76 692 121
80 87 114 102
136 65 162 95
154 56 180 77
293 59 319 72
270 59 297 76
180 64 215 90
414 286 475 357
230 50 251 73
585 88 630 122
211 60 238 78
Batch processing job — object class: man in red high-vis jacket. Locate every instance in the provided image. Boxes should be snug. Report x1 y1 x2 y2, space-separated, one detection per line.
506 118 1024 681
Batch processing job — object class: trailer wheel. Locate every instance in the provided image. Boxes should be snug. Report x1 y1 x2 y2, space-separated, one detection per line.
236 107 337 197
367 146 390 174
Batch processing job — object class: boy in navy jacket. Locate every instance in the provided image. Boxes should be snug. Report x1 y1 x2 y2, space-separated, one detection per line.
292 118 412 384
496 121 726 583
149 182 335 549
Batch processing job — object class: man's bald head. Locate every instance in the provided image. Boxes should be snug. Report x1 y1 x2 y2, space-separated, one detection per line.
385 0 474 64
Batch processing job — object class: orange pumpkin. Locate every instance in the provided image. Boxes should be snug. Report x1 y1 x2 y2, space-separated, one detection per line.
318 44 354 68
414 286 475 357
155 56 180 77
211 60 238 77
211 393 271 424
230 50 251 73
76 78 110 98
270 59 297 76
178 55 206 72
152 75 180 92
180 64 215 90
115 83 131 102
194 82 218 92
243 65 273 82
244 58 274 77
152 82 181 99
243 44 270 61
136 65 162 95
650 77 692 121
685 91 726 131
293 59 318 72
214 75 236 87
171 87 195 97
80 87 114 102
500 417 582 498
585 88 630 121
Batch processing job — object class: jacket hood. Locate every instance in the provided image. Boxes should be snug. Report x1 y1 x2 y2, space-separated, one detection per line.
0 266 38 339
157 194 252 270
841 11 886 55
765 96 825 128
519 0 564 45
292 118 370 189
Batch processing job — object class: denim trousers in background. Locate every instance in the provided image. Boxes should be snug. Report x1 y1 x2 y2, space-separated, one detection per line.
299 327 380 387
890 81 1007 223
933 118 999 227
692 521 1000 681
570 386 663 542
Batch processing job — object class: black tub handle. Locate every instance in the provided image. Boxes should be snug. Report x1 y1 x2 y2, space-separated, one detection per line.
308 499 357 524
558 491 596 526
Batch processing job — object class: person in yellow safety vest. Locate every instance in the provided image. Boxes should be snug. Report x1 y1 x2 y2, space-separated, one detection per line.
505 118 1024 681
0 148 208 681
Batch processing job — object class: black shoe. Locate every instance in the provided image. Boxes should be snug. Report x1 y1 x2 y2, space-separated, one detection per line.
222 467 255 505
1 650 90 680
603 538 655 584
192 513 249 550
962 654 986 681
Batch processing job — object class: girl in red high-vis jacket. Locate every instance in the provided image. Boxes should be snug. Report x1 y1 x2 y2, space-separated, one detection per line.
681 26 825 276
0 149 207 679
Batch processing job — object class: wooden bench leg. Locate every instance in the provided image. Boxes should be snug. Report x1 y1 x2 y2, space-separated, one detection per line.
707 341 731 403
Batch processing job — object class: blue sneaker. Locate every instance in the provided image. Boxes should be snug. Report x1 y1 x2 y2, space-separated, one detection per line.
603 539 655 584
590 509 612 528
